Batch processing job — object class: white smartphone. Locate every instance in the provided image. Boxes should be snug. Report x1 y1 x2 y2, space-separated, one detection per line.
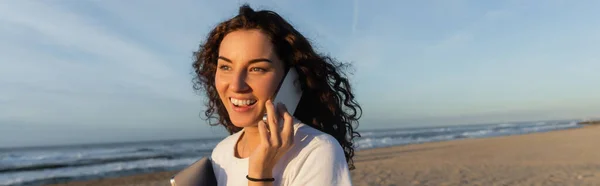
271 67 303 117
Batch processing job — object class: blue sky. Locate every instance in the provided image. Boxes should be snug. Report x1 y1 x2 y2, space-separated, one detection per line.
1 0 599 148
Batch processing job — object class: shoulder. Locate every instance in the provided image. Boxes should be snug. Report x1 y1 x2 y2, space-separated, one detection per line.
289 119 347 163
285 119 352 185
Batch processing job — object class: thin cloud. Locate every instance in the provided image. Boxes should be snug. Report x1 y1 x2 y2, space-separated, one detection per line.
352 0 359 34
0 1 203 126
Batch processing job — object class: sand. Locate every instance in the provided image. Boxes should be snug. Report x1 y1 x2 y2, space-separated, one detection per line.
47 125 600 186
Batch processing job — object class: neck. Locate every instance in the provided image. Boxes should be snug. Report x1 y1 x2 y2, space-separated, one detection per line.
240 125 262 156
242 125 261 143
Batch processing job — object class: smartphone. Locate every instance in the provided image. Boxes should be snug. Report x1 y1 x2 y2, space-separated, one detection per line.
270 67 303 118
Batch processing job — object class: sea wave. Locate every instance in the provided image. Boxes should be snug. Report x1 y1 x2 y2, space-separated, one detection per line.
0 120 581 186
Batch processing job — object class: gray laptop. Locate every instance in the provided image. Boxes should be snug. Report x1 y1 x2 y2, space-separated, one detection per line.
170 157 217 186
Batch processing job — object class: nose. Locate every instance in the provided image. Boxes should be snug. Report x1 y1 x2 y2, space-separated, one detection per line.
229 71 250 92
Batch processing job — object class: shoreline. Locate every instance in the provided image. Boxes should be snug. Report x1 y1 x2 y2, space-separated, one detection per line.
579 120 600 125
46 125 599 186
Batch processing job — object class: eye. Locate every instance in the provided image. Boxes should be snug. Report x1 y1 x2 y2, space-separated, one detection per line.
250 67 266 72
218 65 231 71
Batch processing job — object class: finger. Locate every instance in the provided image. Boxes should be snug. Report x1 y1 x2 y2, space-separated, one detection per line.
257 121 270 146
266 100 281 147
278 103 294 148
276 103 286 132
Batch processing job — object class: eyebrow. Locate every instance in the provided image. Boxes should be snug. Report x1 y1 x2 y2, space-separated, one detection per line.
218 56 272 64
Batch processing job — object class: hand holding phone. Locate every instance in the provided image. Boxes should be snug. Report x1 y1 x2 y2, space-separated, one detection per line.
249 68 302 178
262 67 303 126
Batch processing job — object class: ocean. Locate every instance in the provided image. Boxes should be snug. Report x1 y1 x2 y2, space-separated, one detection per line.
0 120 581 186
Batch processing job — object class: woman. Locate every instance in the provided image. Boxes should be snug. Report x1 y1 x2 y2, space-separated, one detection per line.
192 4 362 186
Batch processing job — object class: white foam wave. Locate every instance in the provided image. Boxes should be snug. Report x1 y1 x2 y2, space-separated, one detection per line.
355 121 580 151
0 157 201 185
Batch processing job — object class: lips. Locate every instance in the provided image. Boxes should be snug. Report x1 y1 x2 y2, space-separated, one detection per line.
230 97 257 106
229 97 258 112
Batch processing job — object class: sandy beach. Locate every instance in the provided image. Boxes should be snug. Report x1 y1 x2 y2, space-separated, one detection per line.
47 125 600 186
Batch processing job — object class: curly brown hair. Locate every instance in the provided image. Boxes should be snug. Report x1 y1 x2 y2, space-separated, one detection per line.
192 4 362 170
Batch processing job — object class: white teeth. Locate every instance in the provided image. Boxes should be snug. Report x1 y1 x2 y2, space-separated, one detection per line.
231 98 257 106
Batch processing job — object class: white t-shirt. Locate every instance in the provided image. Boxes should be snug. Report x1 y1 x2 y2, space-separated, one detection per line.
210 118 353 186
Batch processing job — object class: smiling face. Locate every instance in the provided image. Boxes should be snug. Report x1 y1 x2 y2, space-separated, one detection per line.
215 29 286 128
